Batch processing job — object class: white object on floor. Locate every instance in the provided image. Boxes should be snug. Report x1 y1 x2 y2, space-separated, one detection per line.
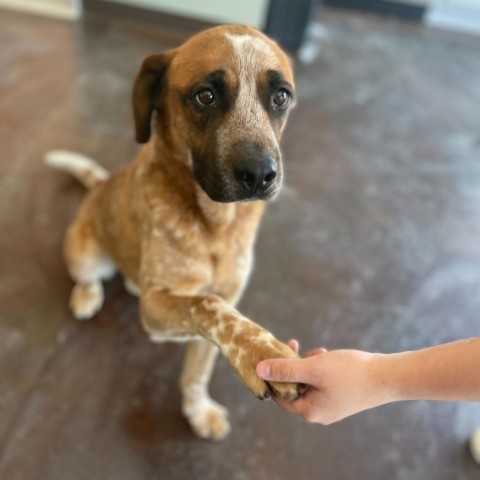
470 429 480 464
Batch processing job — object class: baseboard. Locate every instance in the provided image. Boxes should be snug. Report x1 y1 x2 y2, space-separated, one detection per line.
426 3 480 35
0 0 81 20
324 0 426 20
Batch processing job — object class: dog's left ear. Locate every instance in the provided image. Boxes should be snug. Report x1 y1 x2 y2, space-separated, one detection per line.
132 50 176 144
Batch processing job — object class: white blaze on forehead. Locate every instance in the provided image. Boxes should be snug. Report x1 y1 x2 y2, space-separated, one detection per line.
225 33 276 67
221 33 278 151
225 33 276 110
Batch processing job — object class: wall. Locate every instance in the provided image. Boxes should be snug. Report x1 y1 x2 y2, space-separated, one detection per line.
100 0 270 28
0 0 81 19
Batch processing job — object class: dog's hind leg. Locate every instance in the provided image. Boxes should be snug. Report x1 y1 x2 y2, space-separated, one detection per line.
180 339 231 441
64 208 116 320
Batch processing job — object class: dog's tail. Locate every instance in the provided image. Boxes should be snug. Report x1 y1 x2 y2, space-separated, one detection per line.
44 150 110 190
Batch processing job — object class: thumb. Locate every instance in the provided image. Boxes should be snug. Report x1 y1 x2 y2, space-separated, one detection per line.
256 357 312 383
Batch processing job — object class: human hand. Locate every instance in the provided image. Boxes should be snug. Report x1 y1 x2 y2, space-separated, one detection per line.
256 341 392 425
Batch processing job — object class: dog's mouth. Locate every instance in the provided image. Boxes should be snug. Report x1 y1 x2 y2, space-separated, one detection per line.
243 181 281 202
197 180 280 203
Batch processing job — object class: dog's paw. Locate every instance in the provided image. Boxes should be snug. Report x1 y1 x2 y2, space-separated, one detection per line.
237 362 303 402
70 282 103 320
184 398 231 441
267 379 307 402
223 327 303 402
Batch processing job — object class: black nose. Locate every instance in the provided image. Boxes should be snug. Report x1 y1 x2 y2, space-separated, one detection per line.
234 157 277 195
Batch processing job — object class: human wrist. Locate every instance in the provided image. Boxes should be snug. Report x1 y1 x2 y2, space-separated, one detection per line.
366 352 408 405
370 350 428 403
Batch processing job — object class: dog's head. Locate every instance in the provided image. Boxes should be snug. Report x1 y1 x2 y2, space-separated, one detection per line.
133 25 295 203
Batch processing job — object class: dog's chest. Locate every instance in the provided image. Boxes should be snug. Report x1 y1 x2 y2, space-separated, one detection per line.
207 230 254 301
144 199 264 300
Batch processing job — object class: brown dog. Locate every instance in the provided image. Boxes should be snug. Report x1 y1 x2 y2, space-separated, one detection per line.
46 24 300 441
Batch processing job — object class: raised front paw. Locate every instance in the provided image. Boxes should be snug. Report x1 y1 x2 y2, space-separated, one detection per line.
222 326 304 402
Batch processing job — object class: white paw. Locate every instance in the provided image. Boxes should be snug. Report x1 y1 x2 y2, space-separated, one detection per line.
183 398 231 441
70 282 103 320
470 429 480 464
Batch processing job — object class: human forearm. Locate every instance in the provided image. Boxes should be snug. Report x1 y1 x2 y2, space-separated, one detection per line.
257 337 480 425
373 337 480 403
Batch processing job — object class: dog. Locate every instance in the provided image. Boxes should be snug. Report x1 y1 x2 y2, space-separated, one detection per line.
46 24 301 441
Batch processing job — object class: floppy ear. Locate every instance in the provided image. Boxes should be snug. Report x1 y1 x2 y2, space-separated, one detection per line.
132 51 175 144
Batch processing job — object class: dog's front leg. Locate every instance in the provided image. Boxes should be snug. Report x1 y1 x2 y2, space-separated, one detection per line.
180 339 230 441
140 290 302 402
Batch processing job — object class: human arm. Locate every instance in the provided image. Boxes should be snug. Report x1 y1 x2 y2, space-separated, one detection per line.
256 337 480 424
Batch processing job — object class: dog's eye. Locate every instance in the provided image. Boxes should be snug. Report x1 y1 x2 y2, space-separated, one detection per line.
273 89 290 108
195 89 215 106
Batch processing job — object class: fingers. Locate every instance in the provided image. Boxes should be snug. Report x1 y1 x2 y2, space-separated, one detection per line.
287 339 299 353
257 357 313 383
275 395 316 421
286 340 326 357
305 347 327 357
274 397 303 414
284 337 327 358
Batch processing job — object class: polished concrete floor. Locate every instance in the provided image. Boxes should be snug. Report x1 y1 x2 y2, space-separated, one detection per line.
1 6 480 480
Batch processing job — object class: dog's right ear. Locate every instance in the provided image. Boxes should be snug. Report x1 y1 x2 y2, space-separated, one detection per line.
132 51 175 144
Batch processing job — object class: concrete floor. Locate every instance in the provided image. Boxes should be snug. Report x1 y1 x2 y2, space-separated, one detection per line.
1 6 480 480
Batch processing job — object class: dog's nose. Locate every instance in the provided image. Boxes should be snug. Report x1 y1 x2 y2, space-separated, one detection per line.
234 157 277 195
